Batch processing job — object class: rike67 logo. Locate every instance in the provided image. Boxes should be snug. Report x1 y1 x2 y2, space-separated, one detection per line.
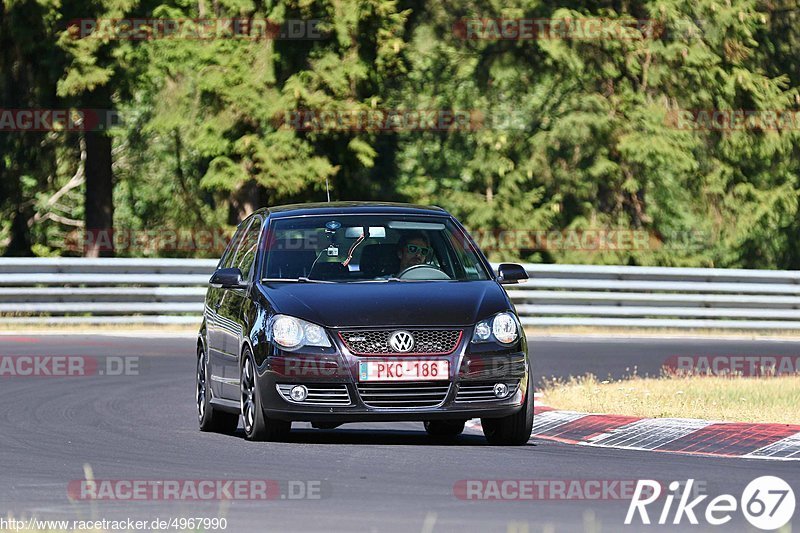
626 476 795 530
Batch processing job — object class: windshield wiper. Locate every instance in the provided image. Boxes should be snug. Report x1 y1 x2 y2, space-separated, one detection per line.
260 277 332 283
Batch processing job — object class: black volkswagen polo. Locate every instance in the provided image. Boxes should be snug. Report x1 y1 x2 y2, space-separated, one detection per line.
197 202 533 444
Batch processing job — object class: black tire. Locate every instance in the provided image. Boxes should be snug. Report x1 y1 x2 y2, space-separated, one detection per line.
424 420 466 437
197 345 239 435
481 376 534 446
240 348 291 442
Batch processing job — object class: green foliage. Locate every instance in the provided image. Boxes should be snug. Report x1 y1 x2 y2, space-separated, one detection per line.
2 0 800 267
392 0 800 267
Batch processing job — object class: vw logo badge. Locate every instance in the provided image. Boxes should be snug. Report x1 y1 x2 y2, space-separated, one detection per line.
389 331 415 353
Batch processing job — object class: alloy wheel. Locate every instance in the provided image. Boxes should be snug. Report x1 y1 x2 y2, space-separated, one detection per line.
241 357 256 434
196 351 206 422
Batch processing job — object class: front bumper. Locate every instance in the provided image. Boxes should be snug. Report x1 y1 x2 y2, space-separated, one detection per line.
254 340 529 423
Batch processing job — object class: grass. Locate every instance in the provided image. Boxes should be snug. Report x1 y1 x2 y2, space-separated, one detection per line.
540 374 800 425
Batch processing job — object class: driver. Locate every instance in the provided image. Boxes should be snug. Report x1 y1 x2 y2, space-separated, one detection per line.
396 231 432 274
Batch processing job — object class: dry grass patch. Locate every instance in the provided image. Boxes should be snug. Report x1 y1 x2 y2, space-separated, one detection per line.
540 374 800 425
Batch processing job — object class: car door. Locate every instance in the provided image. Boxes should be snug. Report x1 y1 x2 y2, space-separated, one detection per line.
217 216 262 399
207 220 250 399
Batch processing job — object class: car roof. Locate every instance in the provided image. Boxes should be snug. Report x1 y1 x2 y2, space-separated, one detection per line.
253 201 450 219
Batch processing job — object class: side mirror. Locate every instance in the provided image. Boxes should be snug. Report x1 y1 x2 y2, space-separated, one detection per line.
497 263 528 284
210 267 247 289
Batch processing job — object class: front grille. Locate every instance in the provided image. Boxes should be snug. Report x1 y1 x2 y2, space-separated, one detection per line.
455 380 520 402
357 381 451 408
339 329 462 355
276 384 352 406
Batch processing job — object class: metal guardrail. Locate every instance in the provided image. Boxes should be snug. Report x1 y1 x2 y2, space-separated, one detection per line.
513 264 800 329
1 258 800 329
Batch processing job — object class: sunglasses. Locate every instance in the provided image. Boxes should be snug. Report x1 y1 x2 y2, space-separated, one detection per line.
405 244 431 256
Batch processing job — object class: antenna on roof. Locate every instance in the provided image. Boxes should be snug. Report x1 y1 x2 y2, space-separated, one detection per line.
325 177 331 202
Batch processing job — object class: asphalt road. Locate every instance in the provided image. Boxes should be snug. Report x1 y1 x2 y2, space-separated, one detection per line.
0 334 798 533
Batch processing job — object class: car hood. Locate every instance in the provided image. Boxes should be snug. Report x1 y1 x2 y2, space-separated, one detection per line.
256 281 511 328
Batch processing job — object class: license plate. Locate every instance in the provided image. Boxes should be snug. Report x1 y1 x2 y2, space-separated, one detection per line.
358 360 449 381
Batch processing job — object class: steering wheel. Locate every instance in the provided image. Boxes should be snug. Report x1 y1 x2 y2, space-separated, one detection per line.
396 264 451 280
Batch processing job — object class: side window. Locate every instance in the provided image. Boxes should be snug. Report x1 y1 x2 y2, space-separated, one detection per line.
219 220 251 270
232 217 262 281
444 230 488 280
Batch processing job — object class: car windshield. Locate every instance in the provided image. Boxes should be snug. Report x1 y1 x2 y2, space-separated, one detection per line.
261 215 490 282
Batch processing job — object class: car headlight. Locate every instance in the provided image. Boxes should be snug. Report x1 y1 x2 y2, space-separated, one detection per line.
492 313 518 344
270 315 331 350
471 312 519 345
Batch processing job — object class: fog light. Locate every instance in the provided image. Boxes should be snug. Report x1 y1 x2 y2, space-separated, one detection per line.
493 383 509 398
290 385 308 402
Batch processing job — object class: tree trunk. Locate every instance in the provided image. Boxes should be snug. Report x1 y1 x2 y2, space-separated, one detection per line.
5 208 33 256
228 180 261 224
84 130 114 257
